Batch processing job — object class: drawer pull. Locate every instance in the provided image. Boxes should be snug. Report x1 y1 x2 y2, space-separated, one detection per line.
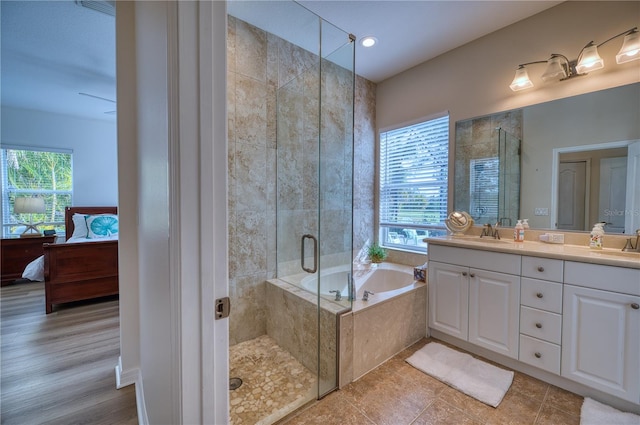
536 292 544 298
534 352 542 358
537 266 545 272
535 323 542 329
462 272 468 277
632 303 639 310
469 273 476 278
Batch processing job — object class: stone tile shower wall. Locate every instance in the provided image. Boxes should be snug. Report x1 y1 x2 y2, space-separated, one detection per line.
454 110 522 226
227 16 376 345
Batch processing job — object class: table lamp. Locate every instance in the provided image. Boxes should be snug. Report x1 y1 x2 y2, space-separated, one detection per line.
14 197 45 237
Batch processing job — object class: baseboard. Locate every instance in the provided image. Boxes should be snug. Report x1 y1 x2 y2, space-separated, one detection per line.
115 357 148 425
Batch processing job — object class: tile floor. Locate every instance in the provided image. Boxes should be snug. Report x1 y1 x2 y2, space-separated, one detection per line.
280 337 583 425
229 335 316 425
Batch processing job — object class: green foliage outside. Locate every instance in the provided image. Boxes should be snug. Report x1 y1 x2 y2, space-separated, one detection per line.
4 149 72 234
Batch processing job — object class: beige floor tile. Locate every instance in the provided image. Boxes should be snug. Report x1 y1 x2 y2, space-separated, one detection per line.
280 392 375 425
438 386 495 420
509 372 549 402
413 399 484 425
487 391 543 425
535 404 580 425
544 386 584 417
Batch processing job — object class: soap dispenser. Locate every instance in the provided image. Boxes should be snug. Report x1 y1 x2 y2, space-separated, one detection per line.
589 223 605 249
514 220 524 242
522 219 530 230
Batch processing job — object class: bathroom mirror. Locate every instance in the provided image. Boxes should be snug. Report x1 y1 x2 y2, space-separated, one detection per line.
454 82 640 234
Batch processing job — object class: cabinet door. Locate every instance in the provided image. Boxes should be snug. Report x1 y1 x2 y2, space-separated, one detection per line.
469 269 520 358
428 261 469 340
562 285 640 403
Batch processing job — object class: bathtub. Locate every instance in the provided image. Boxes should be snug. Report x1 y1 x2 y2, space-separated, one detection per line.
299 262 424 311
266 261 427 388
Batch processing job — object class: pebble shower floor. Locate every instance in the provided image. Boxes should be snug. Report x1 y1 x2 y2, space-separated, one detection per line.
229 335 316 424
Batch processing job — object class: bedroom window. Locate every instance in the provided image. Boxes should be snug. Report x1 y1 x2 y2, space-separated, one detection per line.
378 113 450 253
1 147 73 237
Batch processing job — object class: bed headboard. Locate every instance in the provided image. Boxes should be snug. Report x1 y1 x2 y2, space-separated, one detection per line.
65 206 118 241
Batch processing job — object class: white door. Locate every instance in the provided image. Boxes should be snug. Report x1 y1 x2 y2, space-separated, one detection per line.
562 285 640 403
428 261 469 340
626 140 640 234
469 269 520 358
557 161 587 230
599 157 627 233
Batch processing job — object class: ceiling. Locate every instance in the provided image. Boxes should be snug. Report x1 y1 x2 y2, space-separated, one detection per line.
1 1 561 122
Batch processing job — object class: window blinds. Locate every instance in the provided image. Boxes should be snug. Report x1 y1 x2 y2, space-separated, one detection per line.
379 115 449 228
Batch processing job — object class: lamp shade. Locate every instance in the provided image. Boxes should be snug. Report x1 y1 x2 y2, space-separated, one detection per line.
576 44 604 74
541 56 568 81
509 67 533 91
14 197 45 214
616 30 640 64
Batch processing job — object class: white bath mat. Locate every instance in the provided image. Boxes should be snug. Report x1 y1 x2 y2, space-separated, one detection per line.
405 342 513 407
580 398 640 425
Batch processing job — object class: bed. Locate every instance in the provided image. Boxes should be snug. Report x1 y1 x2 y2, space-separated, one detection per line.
43 206 119 314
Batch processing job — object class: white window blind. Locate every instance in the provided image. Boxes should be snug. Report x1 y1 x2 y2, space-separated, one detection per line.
469 157 499 222
379 115 449 252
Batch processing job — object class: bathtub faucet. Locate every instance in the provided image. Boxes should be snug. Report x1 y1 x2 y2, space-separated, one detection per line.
329 290 342 301
362 290 374 301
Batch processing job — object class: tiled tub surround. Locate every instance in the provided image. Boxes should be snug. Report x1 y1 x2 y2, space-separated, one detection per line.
425 235 640 415
267 262 427 391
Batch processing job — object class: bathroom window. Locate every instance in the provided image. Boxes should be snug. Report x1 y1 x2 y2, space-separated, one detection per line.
1 147 73 237
378 113 449 253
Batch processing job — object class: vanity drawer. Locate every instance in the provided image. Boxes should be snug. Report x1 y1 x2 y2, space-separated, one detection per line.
428 245 520 275
519 334 561 375
522 256 563 282
521 278 563 313
520 306 561 344
564 262 640 296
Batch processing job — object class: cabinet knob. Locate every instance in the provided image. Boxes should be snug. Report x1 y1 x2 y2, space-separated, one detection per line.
535 323 542 329
537 266 545 272
631 303 639 310
469 273 475 278
534 352 542 358
536 292 544 298
462 272 468 277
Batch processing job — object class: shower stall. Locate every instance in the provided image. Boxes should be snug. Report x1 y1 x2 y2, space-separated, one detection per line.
454 112 522 228
227 1 354 423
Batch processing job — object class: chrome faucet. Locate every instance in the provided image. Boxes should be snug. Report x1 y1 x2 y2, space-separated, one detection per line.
329 290 342 301
362 290 374 301
480 223 500 239
622 229 640 252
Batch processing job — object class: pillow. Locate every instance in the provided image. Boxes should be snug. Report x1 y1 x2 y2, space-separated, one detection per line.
85 214 119 239
71 213 89 238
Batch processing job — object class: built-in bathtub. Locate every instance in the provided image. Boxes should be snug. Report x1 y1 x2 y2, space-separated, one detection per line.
266 262 427 390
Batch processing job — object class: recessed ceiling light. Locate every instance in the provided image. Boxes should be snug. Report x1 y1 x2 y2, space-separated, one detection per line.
361 36 378 48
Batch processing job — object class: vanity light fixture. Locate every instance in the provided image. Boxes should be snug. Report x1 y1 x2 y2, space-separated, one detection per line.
361 36 378 48
510 27 638 92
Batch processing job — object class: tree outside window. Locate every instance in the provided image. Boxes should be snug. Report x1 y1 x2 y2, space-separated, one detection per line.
1 148 73 237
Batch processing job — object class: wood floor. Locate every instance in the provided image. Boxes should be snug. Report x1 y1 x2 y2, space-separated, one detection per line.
1 281 138 425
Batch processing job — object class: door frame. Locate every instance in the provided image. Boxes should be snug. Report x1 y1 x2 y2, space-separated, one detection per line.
550 140 633 232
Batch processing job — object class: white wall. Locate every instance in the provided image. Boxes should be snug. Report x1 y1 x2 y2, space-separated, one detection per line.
377 1 640 212
0 106 118 206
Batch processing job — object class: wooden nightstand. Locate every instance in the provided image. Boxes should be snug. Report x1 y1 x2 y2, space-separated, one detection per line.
1 236 56 285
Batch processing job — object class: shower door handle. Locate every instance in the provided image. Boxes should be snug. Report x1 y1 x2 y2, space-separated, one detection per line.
301 234 318 274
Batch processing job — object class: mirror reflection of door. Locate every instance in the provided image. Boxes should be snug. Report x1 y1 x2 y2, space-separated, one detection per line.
626 141 640 234
557 161 588 230
599 157 627 233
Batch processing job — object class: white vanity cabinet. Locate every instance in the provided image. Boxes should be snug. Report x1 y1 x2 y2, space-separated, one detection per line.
518 256 564 374
561 261 640 403
428 245 521 358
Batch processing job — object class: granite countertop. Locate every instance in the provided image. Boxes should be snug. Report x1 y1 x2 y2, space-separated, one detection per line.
424 235 640 269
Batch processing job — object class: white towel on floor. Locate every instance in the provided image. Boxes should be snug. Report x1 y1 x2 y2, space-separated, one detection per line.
580 398 640 425
406 342 513 408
